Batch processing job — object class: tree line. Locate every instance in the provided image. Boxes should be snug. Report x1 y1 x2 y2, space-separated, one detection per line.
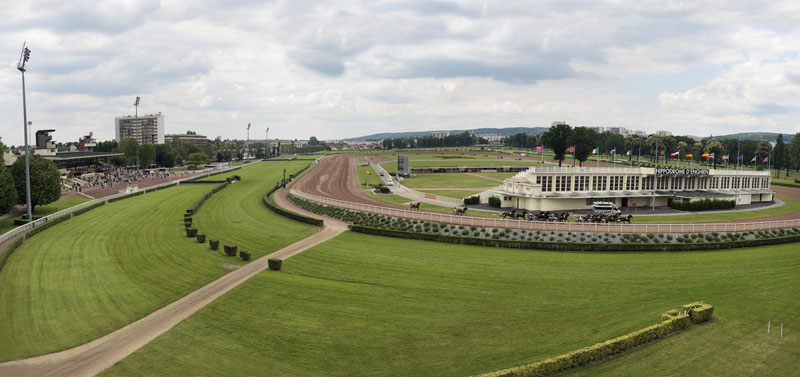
382 132 481 149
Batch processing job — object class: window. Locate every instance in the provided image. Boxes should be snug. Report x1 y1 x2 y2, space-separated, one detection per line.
575 176 588 191
541 176 552 191
642 176 653 190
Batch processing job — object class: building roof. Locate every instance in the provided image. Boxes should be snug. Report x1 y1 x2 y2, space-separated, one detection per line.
48 151 123 160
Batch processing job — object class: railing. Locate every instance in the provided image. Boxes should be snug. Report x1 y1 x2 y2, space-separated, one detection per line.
290 189 800 234
0 164 243 247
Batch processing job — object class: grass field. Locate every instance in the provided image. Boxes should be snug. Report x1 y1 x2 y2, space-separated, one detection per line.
416 188 484 198
103 232 800 376
364 191 500 218
631 194 800 224
193 161 319 260
0 196 91 234
0 162 316 362
401 173 504 190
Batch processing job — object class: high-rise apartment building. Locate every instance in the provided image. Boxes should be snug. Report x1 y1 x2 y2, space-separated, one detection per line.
115 112 164 144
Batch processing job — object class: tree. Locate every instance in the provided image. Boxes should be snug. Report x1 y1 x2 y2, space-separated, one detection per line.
676 141 688 159
542 123 572 167
162 152 176 168
186 152 208 169
703 138 724 169
568 127 597 167
0 163 17 215
772 134 787 177
117 138 139 166
754 140 772 167
11 154 60 212
139 143 156 168
308 136 320 145
790 132 800 172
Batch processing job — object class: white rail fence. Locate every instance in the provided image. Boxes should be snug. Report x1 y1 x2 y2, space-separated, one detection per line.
0 165 243 246
290 189 800 234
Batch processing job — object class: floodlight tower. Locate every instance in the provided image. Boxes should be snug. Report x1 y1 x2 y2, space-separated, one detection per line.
134 96 141 172
247 123 251 160
265 127 270 158
17 42 33 222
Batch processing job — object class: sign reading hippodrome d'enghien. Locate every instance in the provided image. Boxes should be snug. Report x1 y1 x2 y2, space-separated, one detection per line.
655 168 710 175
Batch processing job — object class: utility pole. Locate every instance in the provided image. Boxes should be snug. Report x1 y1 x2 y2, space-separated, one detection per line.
17 42 33 221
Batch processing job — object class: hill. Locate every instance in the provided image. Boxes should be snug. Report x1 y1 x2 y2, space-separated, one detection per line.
711 132 795 143
345 127 549 141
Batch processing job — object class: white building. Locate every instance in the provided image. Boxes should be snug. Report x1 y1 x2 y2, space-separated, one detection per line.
115 112 164 144
655 130 673 137
430 131 451 138
485 166 772 211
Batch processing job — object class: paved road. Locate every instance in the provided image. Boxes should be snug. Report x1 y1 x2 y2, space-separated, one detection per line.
0 195 346 377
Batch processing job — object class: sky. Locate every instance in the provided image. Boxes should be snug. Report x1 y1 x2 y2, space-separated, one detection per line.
1 0 800 146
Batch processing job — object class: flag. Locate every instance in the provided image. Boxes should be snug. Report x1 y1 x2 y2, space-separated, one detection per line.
659 150 664 156
533 145 543 153
763 156 769 163
590 147 599 155
670 151 679 157
750 156 756 163
685 152 693 158
626 149 632 156
737 154 743 160
709 153 715 158
566 145 575 153
722 154 729 160
610 148 616 154
701 153 710 158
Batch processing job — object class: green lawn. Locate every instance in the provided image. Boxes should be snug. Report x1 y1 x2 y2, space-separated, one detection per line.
365 191 499 218
0 162 316 362
401 173 504 190
0 196 91 234
193 161 319 260
631 194 800 224
103 232 800 377
416 188 484 198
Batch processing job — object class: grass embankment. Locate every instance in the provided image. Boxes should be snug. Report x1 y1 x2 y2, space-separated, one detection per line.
193 161 319 260
632 194 799 224
103 232 800 376
0 162 316 362
0 196 91 234
401 173 504 190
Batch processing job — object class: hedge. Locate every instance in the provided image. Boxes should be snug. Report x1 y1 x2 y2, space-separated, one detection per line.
0 238 24 274
268 258 282 271
209 239 219 250
488 196 501 207
196 234 206 243
478 304 709 377
224 244 238 257
464 196 480 205
683 302 714 324
262 192 323 226
670 199 735 211
182 166 242 183
348 225 800 252
239 251 251 261
186 228 198 237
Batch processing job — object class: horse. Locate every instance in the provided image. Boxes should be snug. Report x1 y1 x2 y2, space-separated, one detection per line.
408 202 421 211
619 214 633 223
453 207 468 216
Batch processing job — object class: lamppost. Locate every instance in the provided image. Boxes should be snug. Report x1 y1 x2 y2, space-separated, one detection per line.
652 137 659 211
246 123 251 160
17 42 33 221
265 127 269 158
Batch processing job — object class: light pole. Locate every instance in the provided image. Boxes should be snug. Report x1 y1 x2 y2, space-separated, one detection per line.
265 127 269 158
652 137 659 211
246 123 251 160
134 96 140 172
17 43 33 221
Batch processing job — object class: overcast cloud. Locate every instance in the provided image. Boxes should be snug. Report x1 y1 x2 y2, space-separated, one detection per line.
1 0 799 145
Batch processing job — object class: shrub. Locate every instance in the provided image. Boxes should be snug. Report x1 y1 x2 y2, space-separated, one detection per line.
186 209 193 215
184 218 192 225
240 251 251 261
464 196 480 205
209 239 219 250
223 244 238 256
186 228 198 237
488 196 501 207
268 258 282 271
670 199 735 211
196 234 206 243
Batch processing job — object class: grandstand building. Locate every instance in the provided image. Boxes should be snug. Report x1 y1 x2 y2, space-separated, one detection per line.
484 166 773 211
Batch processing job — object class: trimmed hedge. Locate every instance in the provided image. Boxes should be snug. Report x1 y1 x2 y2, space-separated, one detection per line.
347 225 800 252
182 166 242 183
196 234 206 243
488 196 501 207
224 244 238 257
683 302 714 324
0 237 24 274
186 228 198 237
209 239 219 250
268 258 282 271
478 305 706 377
464 196 480 205
671 199 735 211
239 251 251 261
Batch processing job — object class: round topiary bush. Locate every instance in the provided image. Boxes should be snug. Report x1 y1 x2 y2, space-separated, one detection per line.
223 244 238 256
196 234 206 243
186 228 198 237
268 258 282 271
209 239 219 250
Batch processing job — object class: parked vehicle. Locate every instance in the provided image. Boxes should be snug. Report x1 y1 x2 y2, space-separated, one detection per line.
591 201 621 215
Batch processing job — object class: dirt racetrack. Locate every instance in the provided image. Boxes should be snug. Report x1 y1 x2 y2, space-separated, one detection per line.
292 154 800 233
